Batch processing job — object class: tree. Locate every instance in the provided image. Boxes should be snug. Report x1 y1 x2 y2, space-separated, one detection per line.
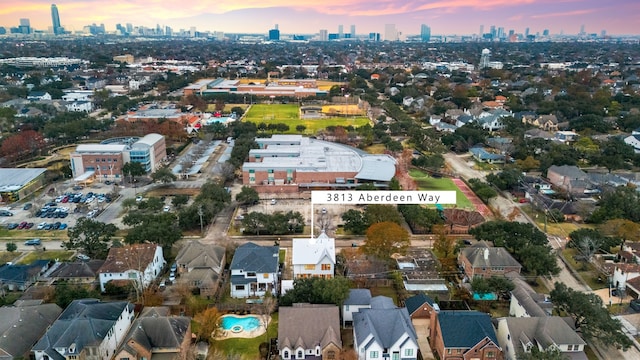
63 218 118 259
236 186 259 206
363 222 410 260
122 161 146 183
172 194 189 209
341 209 369 235
193 307 222 342
279 277 351 306
295 125 306 133
124 213 182 248
550 282 632 350
5 242 17 252
599 218 640 247
365 204 403 225
151 166 177 184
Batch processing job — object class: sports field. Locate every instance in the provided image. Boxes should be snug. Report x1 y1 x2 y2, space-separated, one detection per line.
409 169 473 209
236 78 343 91
244 104 370 134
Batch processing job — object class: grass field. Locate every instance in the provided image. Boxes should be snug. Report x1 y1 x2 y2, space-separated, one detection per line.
17 250 75 264
409 169 474 209
244 104 370 134
0 251 21 265
207 104 250 112
213 312 278 360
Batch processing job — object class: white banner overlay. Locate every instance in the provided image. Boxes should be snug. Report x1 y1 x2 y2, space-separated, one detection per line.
311 190 456 205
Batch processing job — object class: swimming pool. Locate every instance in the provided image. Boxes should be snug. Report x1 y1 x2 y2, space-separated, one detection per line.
220 315 261 333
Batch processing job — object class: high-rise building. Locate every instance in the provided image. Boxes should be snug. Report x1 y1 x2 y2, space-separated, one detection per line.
268 24 280 41
384 24 398 41
338 25 344 39
369 32 380 42
543 29 550 36
525 27 530 37
480 48 491 69
18 18 31 34
479 25 484 37
51 4 63 35
350 25 356 39
319 29 328 41
579 24 585 35
420 24 431 42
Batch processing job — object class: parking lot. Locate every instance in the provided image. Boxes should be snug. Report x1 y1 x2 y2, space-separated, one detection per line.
1 180 118 236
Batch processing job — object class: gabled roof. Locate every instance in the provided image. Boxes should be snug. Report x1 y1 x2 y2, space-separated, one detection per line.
500 316 585 353
33 299 133 360
0 303 62 359
437 311 498 348
292 232 335 265
175 241 225 273
354 307 417 350
230 242 279 273
547 165 587 180
278 304 341 351
99 243 160 274
460 242 521 269
117 312 190 357
49 260 104 279
370 296 396 309
344 289 372 306
510 278 552 317
0 260 49 285
404 293 437 315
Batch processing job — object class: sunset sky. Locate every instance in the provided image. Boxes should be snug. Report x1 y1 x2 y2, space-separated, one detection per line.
1 0 639 36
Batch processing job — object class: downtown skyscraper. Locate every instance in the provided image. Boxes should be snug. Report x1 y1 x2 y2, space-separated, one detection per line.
51 4 63 35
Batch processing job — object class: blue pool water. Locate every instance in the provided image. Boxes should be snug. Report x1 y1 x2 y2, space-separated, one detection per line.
220 315 261 332
473 292 497 300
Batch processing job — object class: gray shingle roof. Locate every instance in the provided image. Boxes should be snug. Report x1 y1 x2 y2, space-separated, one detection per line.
175 241 225 273
501 316 585 353
230 242 279 273
461 242 521 269
32 299 133 360
370 296 395 309
353 307 417 350
344 289 372 306
117 313 190 357
437 311 498 348
278 304 341 351
548 165 587 180
0 304 62 359
49 260 104 279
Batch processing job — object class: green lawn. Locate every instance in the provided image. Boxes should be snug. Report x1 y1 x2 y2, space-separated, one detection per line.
17 250 75 265
0 251 21 265
213 312 279 360
244 104 370 134
409 169 473 209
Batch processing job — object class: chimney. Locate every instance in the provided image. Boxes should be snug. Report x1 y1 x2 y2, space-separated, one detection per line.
484 248 489 260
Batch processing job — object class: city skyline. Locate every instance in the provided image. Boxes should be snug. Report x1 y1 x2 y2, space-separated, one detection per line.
0 0 639 36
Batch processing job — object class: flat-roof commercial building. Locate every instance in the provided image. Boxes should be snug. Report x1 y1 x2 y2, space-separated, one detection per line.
0 168 47 203
70 134 166 181
183 78 327 98
242 135 396 193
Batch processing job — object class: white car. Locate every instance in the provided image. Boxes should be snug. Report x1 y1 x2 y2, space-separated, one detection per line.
163 205 171 212
37 222 47 230
135 195 143 202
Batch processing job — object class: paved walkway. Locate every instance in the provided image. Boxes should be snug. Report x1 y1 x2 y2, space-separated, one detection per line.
412 318 435 359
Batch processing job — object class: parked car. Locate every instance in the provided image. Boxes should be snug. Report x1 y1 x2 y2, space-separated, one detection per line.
17 221 28 229
0 210 13 216
23 203 33 210
6 223 19 230
136 195 143 202
163 205 171 212
76 254 90 261
631 300 640 312
25 222 34 229
37 222 47 230
59 223 68 230
25 238 41 246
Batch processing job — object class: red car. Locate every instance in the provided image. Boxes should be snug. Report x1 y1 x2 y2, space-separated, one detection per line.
25 222 34 229
17 221 28 229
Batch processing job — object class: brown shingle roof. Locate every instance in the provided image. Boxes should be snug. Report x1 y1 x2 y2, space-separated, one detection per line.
99 243 159 274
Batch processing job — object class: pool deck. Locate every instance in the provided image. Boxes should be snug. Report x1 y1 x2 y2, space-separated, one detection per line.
216 314 271 340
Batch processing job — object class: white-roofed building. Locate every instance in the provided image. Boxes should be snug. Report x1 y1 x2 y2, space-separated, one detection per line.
292 231 336 279
242 135 396 193
0 168 47 203
70 134 166 182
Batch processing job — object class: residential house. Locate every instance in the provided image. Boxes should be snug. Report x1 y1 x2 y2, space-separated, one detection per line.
624 134 640 153
66 101 93 112
509 278 552 318
522 114 559 131
113 307 191 360
405 292 439 320
32 299 135 360
98 243 165 292
342 289 372 327
469 147 506 164
523 129 554 140
48 260 104 285
0 260 51 291
435 122 457 133
459 242 522 280
174 241 225 298
353 300 419 360
496 317 586 360
554 131 578 143
430 311 503 360
292 232 335 279
278 304 342 360
0 303 62 360
604 263 640 292
230 242 279 298
546 165 595 195
27 91 52 101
